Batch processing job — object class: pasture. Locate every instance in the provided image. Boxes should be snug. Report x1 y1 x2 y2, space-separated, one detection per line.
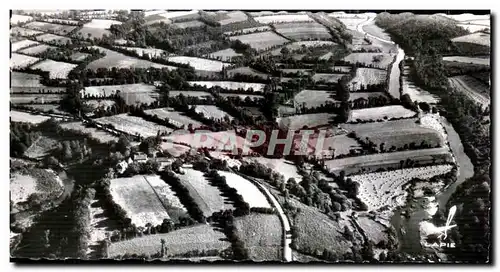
173 20 206 29
274 22 332 40
35 33 72 44
348 105 416 122
448 75 490 106
30 59 77 79
188 81 265 92
167 56 231 72
18 44 56 56
293 89 338 109
117 46 169 58
95 114 173 138
215 11 248 25
349 92 389 101
169 91 213 99
277 113 337 131
253 14 314 24
24 21 77 35
144 108 204 129
10 94 63 104
194 105 234 121
87 46 176 71
81 83 160 105
59 122 119 143
402 65 440 104
11 39 40 52
11 14 33 25
349 68 387 91
229 31 290 51
217 171 271 208
343 52 395 69
451 32 490 47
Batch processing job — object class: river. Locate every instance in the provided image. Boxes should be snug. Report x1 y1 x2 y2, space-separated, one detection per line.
355 14 475 256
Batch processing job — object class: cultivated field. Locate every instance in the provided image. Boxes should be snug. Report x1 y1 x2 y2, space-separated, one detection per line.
277 113 337 131
11 14 33 25
229 31 289 51
343 52 395 69
167 56 231 72
144 108 204 129
348 105 416 122
312 73 345 84
30 59 77 79
217 171 271 208
243 157 302 183
226 66 269 79
109 175 178 227
10 94 63 104
10 110 51 124
59 122 119 143
253 14 314 24
81 83 160 105
10 168 63 204
175 168 234 217
451 32 490 47
224 26 272 36
18 44 56 56
11 39 40 52
349 68 387 91
10 27 43 37
95 114 173 138
162 130 251 151
293 89 338 109
35 33 71 44
194 105 234 121
108 224 230 258
207 48 243 62
442 56 490 66
87 46 175 71
24 21 77 35
188 81 265 92
324 147 453 175
24 136 58 159
350 165 453 211
274 22 332 40
448 75 490 106
10 53 40 69
234 213 282 261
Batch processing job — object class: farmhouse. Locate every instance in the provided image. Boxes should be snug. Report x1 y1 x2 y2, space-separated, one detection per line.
132 152 148 163
116 160 128 174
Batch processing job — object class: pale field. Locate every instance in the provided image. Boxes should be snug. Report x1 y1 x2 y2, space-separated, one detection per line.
343 52 396 69
243 157 302 183
173 20 206 29
274 22 332 40
95 114 173 138
175 168 234 216
45 18 80 24
10 169 63 204
10 94 63 104
312 73 346 83
83 19 122 29
451 32 490 47
350 68 387 91
81 83 159 105
226 66 269 79
229 31 290 51
442 56 490 66
118 46 170 58
144 108 204 129
167 56 231 72
355 216 388 245
11 14 33 25
188 81 265 92
348 105 416 122
10 27 43 37
108 224 230 258
324 147 452 174
350 165 453 212
329 15 367 31
11 39 40 52
194 105 234 121
18 44 56 56
24 21 77 35
35 33 72 44
87 46 176 71
59 122 119 143
217 171 271 209
10 110 52 124
439 13 489 22
219 93 264 100
77 27 111 39
24 136 59 159
253 14 313 24
293 89 338 109
109 175 171 227
277 113 337 131
162 130 251 151
224 26 271 36
30 59 78 79
207 48 243 62
10 72 43 87
217 11 248 25
286 40 338 50
10 174 37 203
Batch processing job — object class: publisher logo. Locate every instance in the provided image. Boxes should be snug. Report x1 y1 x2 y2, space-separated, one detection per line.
422 205 457 248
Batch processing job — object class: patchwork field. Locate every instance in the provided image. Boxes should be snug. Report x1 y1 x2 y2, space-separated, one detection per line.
30 59 77 79
175 168 234 217
217 171 271 208
293 89 338 109
10 110 52 124
10 53 40 69
59 122 119 143
108 224 230 258
95 114 173 138
312 73 345 84
87 46 175 71
144 108 204 129
243 157 302 183
188 81 265 92
24 21 77 35
350 68 387 91
194 105 234 121
324 147 453 175
274 22 332 40
11 39 40 52
207 48 243 62
343 52 395 69
350 165 453 211
229 31 289 51
348 105 416 122
234 213 282 261
18 44 56 56
35 33 72 44
253 14 314 24
81 83 160 105
277 113 337 131
167 56 231 72
442 56 490 66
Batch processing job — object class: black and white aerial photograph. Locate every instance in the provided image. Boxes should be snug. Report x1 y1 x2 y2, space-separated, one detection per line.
9 7 492 264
